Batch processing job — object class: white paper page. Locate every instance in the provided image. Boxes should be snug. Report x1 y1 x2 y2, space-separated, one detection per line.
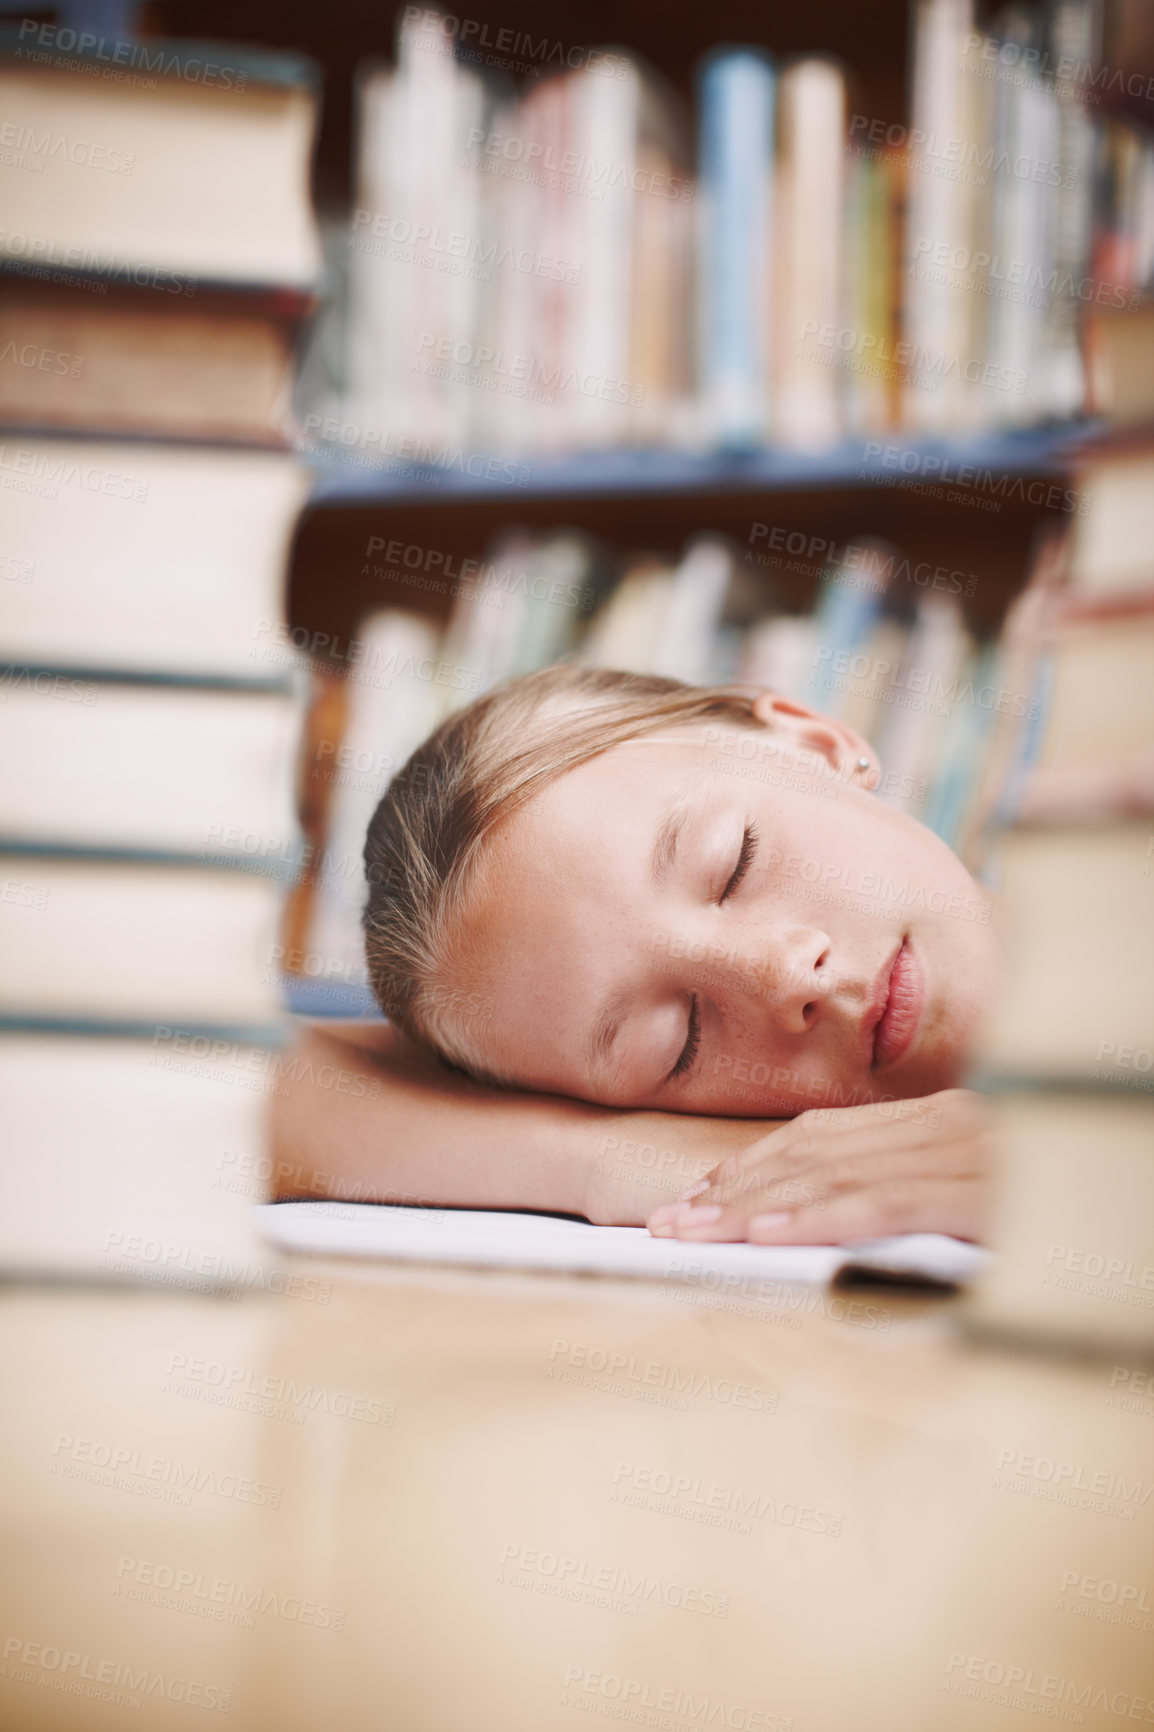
255 1202 989 1288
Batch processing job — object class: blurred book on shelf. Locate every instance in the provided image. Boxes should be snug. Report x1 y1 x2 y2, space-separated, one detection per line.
896 0 1154 433
773 57 848 451
0 42 323 1282
303 609 447 992
697 48 775 448
312 0 1154 468
344 11 695 458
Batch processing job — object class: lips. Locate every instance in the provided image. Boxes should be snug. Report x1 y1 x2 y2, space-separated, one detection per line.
868 938 925 1071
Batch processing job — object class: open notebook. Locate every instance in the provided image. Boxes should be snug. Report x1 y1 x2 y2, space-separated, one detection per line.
256 1202 989 1289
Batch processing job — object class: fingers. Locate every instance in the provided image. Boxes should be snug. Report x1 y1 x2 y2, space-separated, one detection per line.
688 1093 986 1199
650 1176 986 1246
745 1178 988 1246
659 1131 988 1223
649 1140 989 1242
648 1091 991 1246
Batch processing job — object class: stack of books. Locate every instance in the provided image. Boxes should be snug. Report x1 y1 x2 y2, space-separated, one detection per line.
967 429 1154 1354
0 30 321 1283
324 2 1154 462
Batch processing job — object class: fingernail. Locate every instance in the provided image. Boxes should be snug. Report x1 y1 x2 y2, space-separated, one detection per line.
648 1204 678 1230
678 1178 711 1201
677 1204 722 1224
749 1212 791 1235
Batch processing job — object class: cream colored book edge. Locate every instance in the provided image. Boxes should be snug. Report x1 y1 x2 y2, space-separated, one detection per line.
0 1034 278 1287
964 1093 1154 1358
978 822 1154 1079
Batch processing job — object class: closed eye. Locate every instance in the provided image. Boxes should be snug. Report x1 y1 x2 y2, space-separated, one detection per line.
720 823 758 903
669 995 701 1082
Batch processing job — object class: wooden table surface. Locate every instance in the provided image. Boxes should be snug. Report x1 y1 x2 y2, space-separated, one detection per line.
1 1256 1151 1732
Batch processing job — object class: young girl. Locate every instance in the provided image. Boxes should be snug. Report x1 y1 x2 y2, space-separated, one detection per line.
273 666 999 1244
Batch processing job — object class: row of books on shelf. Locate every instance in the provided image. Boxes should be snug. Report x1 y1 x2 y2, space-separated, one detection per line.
3 6 1154 463
328 0 1154 462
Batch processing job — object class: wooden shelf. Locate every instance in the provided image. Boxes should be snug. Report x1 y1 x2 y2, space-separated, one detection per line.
288 426 1096 650
305 422 1095 506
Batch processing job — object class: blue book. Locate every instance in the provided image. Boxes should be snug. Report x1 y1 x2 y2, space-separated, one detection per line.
807 549 889 712
698 49 776 450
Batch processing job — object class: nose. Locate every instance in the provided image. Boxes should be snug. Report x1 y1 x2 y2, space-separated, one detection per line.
650 921 834 1036
723 924 833 1036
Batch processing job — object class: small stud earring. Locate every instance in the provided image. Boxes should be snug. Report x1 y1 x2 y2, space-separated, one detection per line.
856 757 870 773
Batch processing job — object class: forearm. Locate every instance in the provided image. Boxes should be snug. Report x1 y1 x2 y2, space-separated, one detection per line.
268 1019 772 1223
269 1019 608 1216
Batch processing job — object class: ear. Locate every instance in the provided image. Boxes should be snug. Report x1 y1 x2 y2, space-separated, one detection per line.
748 692 880 789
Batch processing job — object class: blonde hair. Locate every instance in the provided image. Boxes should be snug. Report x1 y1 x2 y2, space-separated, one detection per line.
362 664 757 1075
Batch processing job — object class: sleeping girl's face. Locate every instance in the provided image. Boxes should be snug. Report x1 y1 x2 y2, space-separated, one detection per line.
440 694 1001 1117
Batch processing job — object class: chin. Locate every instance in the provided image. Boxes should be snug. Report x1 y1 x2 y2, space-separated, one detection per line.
901 1052 967 1099
910 929 1000 1094
901 1012 980 1097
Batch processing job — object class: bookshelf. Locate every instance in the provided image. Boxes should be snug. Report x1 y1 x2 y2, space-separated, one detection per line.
9 0 1154 1052
290 423 1090 653
139 0 1152 657
307 421 1096 503
298 418 1094 640
224 0 1148 651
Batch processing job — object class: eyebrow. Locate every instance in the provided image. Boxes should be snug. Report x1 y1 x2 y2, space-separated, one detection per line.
650 796 694 886
585 983 633 1087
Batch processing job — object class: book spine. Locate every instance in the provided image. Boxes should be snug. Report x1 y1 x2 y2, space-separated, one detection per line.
698 52 775 449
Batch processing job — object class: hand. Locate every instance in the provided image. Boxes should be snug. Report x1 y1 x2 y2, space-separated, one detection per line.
645 1090 991 1246
581 1110 790 1227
